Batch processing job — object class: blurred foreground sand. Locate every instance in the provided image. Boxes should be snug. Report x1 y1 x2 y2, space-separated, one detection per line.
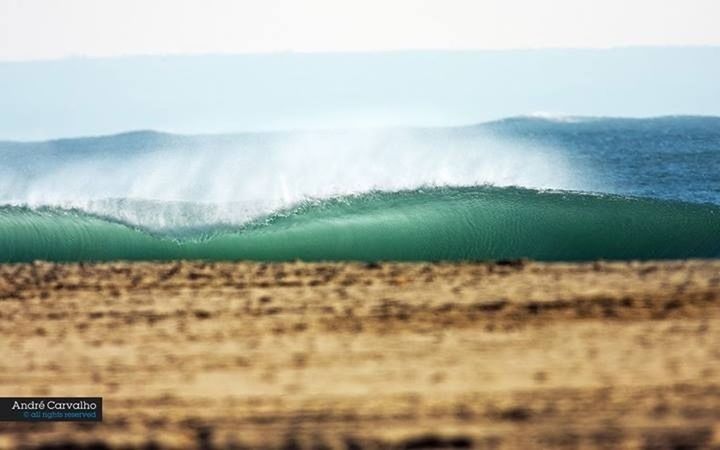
1 260 719 449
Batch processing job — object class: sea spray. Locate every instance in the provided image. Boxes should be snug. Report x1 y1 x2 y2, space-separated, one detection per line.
0 128 582 215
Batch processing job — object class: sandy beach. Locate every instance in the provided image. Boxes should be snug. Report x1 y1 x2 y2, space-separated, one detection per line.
1 259 719 449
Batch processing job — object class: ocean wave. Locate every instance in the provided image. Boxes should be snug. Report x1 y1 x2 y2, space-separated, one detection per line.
1 116 718 262
1 186 718 263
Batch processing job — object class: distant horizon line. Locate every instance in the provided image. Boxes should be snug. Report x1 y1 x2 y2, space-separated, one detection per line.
3 44 720 64
3 114 719 144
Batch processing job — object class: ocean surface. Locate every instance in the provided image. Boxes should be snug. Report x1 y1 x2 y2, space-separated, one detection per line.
0 116 718 262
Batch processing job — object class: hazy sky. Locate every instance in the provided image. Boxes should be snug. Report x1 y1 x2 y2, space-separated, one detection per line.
2 0 720 60
2 48 719 139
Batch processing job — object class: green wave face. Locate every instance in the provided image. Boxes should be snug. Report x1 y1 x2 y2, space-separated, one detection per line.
1 187 718 263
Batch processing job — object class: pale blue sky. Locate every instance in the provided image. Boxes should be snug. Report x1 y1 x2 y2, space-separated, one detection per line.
1 1 720 139
1 48 719 140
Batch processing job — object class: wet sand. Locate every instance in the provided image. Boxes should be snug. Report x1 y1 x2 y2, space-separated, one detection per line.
1 260 719 449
